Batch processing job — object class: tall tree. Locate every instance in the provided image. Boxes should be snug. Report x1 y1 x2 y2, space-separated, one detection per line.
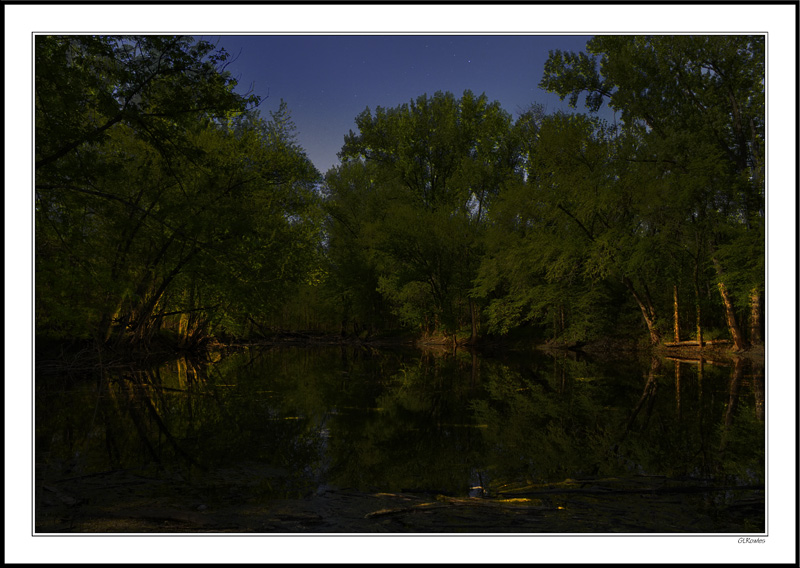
320 160 395 335
336 90 522 339
476 112 654 344
540 35 764 349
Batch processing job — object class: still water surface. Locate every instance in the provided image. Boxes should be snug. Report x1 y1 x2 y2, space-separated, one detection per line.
35 345 765 533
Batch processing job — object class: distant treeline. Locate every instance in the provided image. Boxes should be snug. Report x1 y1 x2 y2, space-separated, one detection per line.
36 35 764 352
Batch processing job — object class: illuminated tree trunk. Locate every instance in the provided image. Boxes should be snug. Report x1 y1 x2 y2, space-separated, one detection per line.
693 255 704 348
623 276 661 345
674 360 681 420
717 280 747 351
178 311 189 342
713 258 747 351
673 284 680 342
694 299 704 347
97 307 119 344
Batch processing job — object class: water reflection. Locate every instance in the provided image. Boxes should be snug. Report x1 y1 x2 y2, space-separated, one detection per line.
35 345 764 532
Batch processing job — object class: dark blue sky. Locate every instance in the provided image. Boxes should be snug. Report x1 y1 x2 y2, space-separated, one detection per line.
204 35 611 174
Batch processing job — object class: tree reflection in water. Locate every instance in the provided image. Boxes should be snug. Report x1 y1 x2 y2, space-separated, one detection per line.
35 345 764 532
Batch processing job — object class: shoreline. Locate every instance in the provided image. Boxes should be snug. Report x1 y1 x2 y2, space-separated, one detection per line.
35 332 765 373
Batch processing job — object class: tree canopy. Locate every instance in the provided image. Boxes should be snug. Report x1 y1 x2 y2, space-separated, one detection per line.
36 35 322 348
36 35 765 353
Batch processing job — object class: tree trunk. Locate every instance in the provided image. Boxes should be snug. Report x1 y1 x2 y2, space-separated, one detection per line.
623 276 661 345
673 284 680 343
674 360 682 420
712 258 747 351
693 254 704 348
468 298 478 345
717 280 747 351
643 282 657 321
96 309 117 344
694 297 704 348
470 349 479 388
749 287 763 345
178 311 189 343
126 247 200 346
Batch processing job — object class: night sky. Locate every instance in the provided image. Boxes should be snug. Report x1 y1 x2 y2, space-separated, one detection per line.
204 35 611 175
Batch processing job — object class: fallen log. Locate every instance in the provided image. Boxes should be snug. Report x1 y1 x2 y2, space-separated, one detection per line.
663 339 731 347
365 496 548 518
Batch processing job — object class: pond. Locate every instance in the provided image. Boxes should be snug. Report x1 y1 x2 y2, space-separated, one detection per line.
35 344 765 533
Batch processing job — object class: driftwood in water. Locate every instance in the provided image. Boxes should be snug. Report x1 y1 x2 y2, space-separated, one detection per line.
364 473 766 521
365 495 548 518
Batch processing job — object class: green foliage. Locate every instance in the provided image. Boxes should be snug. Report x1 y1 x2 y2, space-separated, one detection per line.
36 36 322 346
326 90 522 336
35 35 765 350
493 35 766 346
540 49 611 112
36 36 259 172
475 112 633 341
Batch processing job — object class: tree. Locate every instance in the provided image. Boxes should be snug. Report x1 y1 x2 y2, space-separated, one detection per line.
36 36 258 172
321 160 398 335
476 111 654 344
36 36 322 348
336 90 522 339
539 35 764 349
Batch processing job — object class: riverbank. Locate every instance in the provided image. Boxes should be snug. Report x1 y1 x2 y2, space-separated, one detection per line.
35 330 765 375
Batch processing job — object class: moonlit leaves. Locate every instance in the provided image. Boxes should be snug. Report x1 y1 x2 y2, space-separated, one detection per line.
539 49 612 113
